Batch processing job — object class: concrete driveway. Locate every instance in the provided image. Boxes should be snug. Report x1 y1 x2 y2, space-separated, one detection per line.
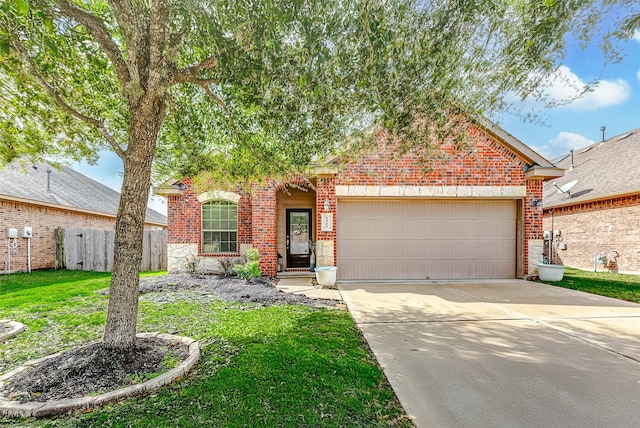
339 280 640 428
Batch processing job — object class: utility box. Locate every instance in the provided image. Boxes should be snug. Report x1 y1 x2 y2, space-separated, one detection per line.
7 228 18 239
22 226 33 238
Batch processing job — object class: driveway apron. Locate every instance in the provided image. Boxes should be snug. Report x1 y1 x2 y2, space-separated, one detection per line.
339 280 640 428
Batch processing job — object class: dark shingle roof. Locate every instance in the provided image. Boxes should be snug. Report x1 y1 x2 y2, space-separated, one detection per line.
0 160 167 225
543 128 640 208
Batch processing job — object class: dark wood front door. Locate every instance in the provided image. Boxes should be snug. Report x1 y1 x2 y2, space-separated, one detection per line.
286 209 312 268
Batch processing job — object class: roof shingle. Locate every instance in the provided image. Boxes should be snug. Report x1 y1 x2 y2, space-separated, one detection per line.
543 128 640 208
0 160 166 225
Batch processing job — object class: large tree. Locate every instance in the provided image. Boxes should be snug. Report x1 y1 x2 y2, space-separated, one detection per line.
0 0 636 350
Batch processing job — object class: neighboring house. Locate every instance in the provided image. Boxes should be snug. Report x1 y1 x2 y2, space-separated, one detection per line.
0 160 167 273
156 120 563 280
542 128 640 274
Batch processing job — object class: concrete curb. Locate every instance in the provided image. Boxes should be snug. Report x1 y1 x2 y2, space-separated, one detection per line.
0 320 25 343
0 333 200 418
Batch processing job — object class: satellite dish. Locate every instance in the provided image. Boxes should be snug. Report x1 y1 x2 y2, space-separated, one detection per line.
553 180 578 198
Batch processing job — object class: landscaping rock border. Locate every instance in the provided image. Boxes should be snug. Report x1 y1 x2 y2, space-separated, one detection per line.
0 320 25 343
0 333 200 418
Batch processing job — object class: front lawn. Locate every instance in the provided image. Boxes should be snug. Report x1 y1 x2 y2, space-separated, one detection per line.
0 271 411 427
540 267 640 303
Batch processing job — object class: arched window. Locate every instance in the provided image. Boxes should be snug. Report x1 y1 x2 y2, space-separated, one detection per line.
202 200 238 254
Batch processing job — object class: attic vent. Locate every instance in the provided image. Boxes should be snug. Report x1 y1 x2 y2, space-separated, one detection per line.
618 132 634 140
580 146 594 154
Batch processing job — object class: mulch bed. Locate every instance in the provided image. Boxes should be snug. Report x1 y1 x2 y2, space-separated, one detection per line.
136 273 339 307
2 337 189 403
0 274 339 404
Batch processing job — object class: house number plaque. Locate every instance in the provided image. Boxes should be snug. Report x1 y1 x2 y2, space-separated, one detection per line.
321 213 333 232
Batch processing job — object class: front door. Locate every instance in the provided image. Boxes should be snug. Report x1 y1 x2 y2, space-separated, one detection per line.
286 209 312 268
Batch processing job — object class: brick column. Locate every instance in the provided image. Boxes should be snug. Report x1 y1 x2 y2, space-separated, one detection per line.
315 176 337 266
525 178 544 275
252 182 278 276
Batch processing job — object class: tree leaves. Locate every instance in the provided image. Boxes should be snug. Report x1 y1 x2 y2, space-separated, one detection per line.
1 0 637 177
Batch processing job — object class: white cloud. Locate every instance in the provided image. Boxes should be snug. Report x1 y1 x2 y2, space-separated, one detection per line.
531 131 595 160
633 29 640 43
637 68 640 81
543 66 631 110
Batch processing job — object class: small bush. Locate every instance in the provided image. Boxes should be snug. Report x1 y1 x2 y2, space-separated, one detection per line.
233 261 262 280
233 249 262 281
219 258 235 277
184 254 201 276
244 248 260 263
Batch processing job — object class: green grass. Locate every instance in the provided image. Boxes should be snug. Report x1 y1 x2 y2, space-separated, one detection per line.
540 267 640 303
0 271 411 427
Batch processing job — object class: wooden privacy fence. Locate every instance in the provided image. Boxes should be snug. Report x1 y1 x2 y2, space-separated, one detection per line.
55 228 167 272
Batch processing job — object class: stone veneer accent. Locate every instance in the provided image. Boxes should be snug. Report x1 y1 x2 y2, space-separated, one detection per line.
167 243 253 273
528 239 545 276
335 185 526 198
315 240 335 267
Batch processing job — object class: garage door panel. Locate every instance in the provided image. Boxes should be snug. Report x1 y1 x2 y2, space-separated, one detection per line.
337 200 516 280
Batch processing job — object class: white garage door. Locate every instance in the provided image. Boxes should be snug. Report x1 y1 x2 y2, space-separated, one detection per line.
337 199 517 280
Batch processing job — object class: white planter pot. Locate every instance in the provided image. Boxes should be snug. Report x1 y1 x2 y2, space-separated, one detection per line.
537 264 565 281
315 266 338 287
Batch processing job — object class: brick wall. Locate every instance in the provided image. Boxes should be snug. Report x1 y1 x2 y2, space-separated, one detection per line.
525 179 544 272
167 178 252 250
316 176 337 266
251 182 277 275
1 199 116 272
167 178 201 245
544 195 640 273
336 126 524 186
167 125 546 277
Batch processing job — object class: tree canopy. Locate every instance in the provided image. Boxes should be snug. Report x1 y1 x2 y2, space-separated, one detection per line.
2 0 636 184
1 0 637 349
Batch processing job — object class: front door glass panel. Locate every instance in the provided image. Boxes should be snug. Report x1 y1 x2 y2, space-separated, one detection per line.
290 212 310 255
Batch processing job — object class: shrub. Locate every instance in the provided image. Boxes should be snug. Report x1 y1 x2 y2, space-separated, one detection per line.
233 261 262 280
184 254 201 276
244 248 260 263
220 257 248 277
233 248 262 281
219 258 235 277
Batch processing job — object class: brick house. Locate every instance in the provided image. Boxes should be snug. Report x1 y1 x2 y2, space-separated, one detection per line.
157 120 563 280
542 128 640 274
1 160 167 273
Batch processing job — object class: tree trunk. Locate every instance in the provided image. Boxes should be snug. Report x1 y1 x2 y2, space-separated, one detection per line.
103 99 165 350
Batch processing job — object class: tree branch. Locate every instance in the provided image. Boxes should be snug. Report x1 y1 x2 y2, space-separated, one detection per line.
12 39 125 158
55 0 130 89
201 85 238 135
170 55 219 85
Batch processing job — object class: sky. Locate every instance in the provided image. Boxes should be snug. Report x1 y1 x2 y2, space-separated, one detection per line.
72 28 640 217
499 30 640 162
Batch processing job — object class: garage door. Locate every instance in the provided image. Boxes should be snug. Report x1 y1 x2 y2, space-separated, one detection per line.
337 199 516 280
